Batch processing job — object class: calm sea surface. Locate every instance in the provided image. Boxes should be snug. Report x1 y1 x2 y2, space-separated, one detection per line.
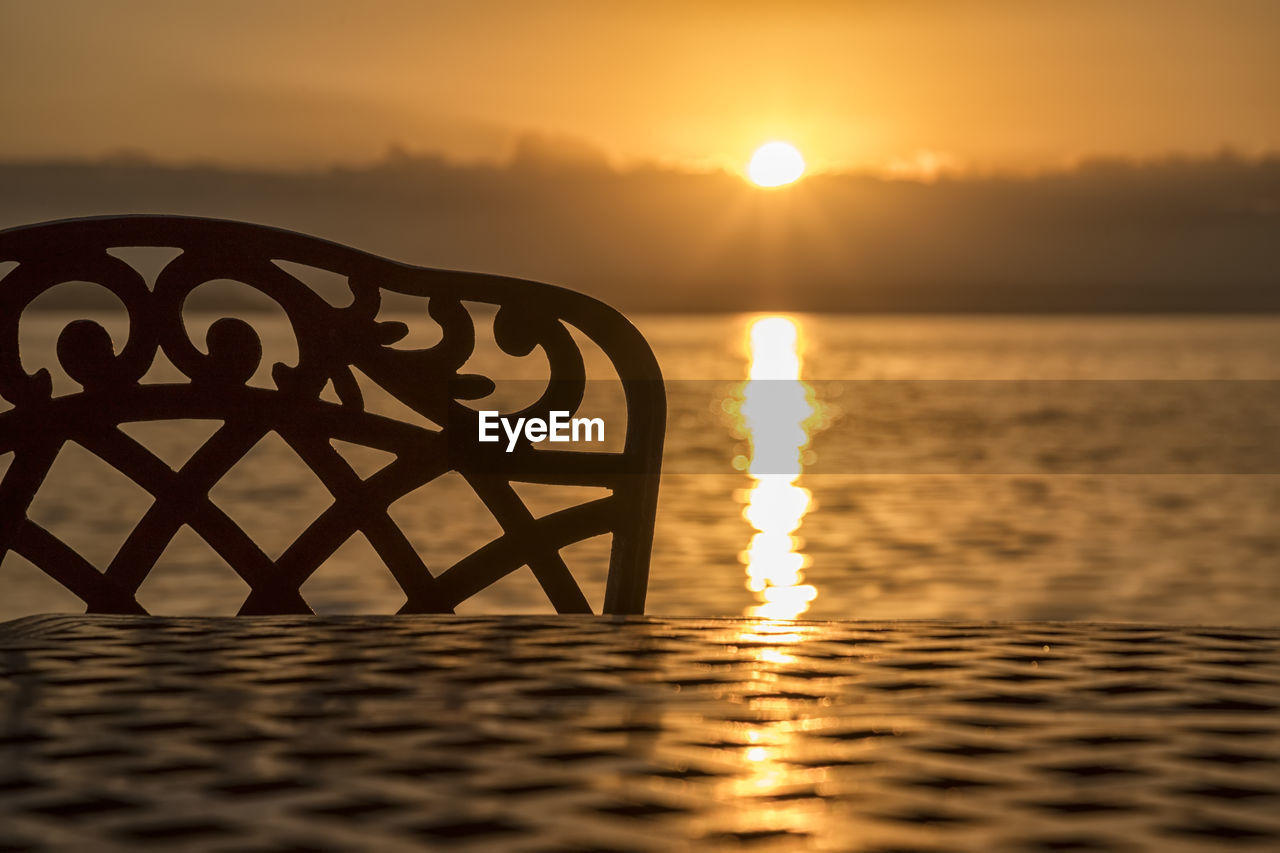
4 312 1280 624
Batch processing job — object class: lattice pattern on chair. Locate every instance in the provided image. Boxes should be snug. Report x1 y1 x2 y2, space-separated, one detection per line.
0 216 664 614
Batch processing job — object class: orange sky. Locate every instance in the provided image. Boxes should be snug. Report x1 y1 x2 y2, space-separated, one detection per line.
2 0 1278 172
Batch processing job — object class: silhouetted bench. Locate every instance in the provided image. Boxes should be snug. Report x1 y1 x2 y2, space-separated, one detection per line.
0 216 664 614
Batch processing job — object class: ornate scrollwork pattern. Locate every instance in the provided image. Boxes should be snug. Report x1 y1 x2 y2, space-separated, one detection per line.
0 216 664 614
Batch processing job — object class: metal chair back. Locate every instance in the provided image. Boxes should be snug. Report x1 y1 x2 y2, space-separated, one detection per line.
0 216 664 614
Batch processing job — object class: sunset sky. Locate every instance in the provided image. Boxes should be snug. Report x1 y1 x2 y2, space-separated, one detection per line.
2 0 1278 173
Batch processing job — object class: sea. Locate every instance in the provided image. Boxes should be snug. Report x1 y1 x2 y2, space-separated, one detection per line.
4 312 1279 625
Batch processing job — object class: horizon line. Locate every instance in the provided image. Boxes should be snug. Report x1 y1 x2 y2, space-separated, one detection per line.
3 146 1278 184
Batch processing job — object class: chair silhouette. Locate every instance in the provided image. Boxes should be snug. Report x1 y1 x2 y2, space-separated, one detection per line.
0 216 664 615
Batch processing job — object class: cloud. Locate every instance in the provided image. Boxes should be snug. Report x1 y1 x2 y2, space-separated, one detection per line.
1 152 1277 312
507 132 616 172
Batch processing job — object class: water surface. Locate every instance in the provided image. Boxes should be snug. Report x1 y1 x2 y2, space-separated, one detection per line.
4 312 1279 624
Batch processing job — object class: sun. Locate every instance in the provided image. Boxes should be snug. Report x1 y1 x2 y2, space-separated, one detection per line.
747 142 806 187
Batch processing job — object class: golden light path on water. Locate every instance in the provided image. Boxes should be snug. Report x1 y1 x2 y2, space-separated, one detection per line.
721 320 824 820
735 316 819 620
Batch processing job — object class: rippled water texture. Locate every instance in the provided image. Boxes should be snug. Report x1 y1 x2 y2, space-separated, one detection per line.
4 312 1279 624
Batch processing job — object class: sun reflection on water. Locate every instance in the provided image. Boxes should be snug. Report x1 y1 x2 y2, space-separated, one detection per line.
733 316 821 620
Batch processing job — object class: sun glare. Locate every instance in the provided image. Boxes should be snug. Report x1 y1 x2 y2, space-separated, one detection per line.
734 315 820 620
747 142 806 187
